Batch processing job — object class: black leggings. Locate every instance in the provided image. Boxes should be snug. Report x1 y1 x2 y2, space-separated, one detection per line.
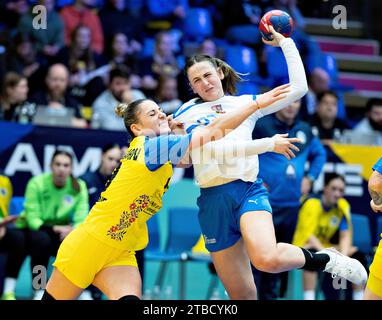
0 228 27 278
24 227 62 272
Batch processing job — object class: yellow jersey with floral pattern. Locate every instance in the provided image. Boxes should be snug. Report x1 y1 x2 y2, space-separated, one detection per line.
81 134 191 250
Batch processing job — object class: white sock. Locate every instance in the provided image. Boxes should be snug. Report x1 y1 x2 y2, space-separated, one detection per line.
33 289 45 300
3 278 16 294
304 290 315 300
352 290 363 300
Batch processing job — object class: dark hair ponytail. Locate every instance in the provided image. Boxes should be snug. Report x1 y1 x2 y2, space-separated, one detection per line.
185 54 243 96
51 149 80 194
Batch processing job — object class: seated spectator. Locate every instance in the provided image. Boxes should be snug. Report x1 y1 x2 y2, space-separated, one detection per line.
138 31 184 96
17 0 64 61
155 76 182 115
0 72 34 123
15 150 89 300
5 33 46 96
222 0 262 46
146 0 188 32
268 0 321 75
80 143 122 208
252 99 326 300
0 0 29 31
60 0 104 54
99 0 144 45
300 67 330 120
293 173 367 300
91 66 145 131
197 38 219 57
0 172 27 300
108 32 142 89
54 25 108 106
309 90 350 145
29 64 88 128
353 98 382 141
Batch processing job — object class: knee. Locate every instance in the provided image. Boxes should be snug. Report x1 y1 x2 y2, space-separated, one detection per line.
252 254 280 273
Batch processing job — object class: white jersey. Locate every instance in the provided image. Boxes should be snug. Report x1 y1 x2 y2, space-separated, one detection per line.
174 38 308 187
175 94 263 186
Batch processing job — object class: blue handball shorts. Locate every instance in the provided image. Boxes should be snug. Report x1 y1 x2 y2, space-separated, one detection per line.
197 178 272 252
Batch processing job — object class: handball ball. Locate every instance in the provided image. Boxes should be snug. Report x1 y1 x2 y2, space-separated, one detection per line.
259 10 294 41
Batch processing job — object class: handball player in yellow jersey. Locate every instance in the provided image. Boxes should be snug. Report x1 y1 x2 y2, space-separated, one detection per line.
364 157 382 300
42 84 293 300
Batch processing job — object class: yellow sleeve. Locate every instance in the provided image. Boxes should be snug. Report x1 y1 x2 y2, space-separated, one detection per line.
0 175 13 218
292 199 320 247
191 235 209 255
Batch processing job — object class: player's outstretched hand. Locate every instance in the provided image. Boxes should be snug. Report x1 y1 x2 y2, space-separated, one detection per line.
272 133 301 160
256 83 290 109
262 24 285 47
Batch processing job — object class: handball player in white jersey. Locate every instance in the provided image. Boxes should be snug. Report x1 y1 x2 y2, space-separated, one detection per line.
173 25 367 299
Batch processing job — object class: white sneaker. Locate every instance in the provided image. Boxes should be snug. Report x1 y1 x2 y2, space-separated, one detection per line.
317 247 368 286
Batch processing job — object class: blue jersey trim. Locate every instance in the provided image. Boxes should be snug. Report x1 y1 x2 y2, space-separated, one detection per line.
339 216 348 231
173 103 197 119
373 157 382 174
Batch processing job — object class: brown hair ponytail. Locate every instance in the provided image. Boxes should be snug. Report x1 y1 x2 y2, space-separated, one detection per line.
185 54 244 96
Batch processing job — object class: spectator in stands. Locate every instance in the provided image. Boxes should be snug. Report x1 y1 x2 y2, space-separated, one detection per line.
0 0 29 31
197 38 218 57
54 25 108 106
271 0 306 29
80 143 122 208
353 98 382 141
5 33 46 96
0 72 34 123
252 99 326 300
139 31 184 96
29 64 88 128
60 0 104 54
91 66 145 131
293 173 367 300
309 90 350 145
108 33 142 89
268 0 321 79
222 0 262 46
99 0 144 46
301 67 330 119
0 172 27 300
146 0 188 31
18 0 64 61
15 150 89 300
155 76 182 115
